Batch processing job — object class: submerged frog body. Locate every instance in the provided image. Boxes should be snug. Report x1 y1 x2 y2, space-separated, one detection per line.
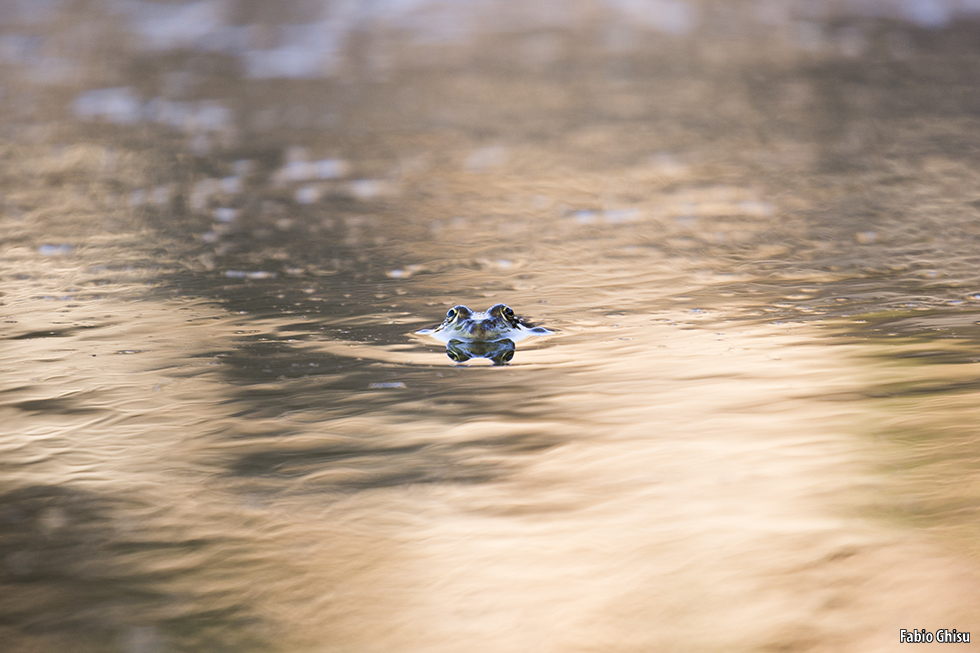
417 303 552 343
416 303 552 365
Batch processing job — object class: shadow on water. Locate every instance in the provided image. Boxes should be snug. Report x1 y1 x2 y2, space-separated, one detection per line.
0 484 265 653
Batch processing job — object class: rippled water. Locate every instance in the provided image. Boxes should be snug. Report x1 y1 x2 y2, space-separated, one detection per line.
4 3 980 652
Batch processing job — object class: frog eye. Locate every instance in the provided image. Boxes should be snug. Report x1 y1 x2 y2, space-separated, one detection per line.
503 306 515 318
447 308 458 320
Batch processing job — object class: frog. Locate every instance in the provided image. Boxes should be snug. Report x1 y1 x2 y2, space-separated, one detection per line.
416 304 552 365
417 304 552 343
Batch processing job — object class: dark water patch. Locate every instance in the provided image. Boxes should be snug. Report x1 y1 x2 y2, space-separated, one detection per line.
866 377 980 399
227 442 498 488
8 393 107 416
224 428 563 493
7 326 92 340
218 339 367 383
0 483 268 652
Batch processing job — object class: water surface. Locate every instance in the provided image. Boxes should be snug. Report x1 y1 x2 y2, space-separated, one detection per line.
4 3 980 651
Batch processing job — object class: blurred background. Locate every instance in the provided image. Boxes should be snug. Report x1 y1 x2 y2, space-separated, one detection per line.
3 1 980 651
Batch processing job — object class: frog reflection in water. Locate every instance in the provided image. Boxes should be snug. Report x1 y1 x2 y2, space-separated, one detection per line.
416 304 552 365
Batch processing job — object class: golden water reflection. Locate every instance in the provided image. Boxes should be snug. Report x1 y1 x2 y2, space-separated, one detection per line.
5 3 980 651
5 240 980 651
